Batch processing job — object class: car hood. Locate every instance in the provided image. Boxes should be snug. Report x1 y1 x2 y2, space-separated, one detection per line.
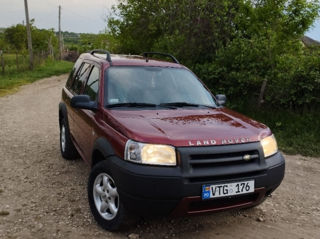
105 108 271 147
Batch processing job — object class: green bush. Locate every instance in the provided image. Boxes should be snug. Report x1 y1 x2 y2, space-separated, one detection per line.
271 49 320 110
194 38 320 111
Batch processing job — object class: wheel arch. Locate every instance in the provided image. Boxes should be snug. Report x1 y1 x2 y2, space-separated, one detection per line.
59 102 68 128
91 137 116 168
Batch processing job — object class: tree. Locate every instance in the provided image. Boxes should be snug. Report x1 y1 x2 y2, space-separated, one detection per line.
32 28 58 55
108 0 320 110
209 0 320 106
0 33 8 51
4 23 60 68
108 0 243 66
78 33 111 52
4 24 27 52
4 24 27 70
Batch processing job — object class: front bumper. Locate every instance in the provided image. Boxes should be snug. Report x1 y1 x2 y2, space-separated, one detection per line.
107 143 285 216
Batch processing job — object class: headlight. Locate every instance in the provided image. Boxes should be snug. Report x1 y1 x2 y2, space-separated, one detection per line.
260 134 278 158
125 140 176 166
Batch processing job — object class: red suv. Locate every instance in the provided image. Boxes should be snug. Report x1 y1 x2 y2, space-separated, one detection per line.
59 50 285 231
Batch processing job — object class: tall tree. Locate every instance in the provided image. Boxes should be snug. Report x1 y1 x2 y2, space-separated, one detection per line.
108 0 320 108
108 0 319 66
108 0 243 66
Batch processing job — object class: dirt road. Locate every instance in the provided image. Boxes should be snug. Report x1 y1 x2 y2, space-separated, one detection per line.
0 75 319 239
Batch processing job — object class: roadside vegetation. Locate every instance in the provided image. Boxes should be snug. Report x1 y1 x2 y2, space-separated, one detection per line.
0 23 106 95
0 59 72 96
105 0 320 156
0 21 73 96
64 32 112 53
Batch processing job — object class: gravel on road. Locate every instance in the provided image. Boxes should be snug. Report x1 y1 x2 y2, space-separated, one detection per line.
0 75 319 239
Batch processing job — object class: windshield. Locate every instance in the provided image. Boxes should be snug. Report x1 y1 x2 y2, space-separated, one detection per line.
105 66 217 108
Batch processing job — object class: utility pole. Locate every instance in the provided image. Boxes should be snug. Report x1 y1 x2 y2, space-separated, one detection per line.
24 0 33 69
59 5 62 60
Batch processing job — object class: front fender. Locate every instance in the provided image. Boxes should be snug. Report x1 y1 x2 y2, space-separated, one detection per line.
91 137 116 167
59 102 68 128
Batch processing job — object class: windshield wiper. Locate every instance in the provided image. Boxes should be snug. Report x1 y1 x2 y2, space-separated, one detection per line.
159 102 216 108
106 102 157 108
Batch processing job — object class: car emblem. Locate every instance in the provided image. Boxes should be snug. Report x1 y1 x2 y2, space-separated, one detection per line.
243 154 251 161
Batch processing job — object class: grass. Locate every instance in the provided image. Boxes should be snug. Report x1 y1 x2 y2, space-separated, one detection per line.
0 60 73 96
1 53 29 74
235 107 320 157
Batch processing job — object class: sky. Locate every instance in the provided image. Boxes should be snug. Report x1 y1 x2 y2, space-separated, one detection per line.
306 19 320 41
0 0 319 41
0 0 117 33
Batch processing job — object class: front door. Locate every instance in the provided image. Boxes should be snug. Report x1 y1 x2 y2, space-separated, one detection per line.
73 65 101 161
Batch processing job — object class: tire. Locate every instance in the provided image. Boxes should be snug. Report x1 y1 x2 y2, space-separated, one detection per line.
59 117 79 160
88 160 126 231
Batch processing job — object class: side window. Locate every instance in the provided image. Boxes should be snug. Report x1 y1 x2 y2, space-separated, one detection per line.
66 58 82 89
83 66 100 101
71 63 92 94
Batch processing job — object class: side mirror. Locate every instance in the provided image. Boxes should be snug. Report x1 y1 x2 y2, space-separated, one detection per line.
70 95 97 111
216 94 226 106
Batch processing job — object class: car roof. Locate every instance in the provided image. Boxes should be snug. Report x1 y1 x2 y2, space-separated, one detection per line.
79 52 185 68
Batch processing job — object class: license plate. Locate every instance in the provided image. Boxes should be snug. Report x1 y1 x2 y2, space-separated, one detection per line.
202 180 255 199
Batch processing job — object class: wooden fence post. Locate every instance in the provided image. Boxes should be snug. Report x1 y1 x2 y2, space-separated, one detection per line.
16 52 19 71
0 50 4 74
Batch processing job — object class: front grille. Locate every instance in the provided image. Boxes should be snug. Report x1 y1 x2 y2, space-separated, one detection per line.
189 150 259 169
187 170 267 183
178 142 267 183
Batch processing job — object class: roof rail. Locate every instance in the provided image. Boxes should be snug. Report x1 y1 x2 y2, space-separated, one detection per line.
89 49 112 63
142 52 180 64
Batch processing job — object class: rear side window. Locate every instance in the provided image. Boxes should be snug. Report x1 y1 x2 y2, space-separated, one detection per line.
71 63 92 94
66 58 82 89
83 66 100 101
